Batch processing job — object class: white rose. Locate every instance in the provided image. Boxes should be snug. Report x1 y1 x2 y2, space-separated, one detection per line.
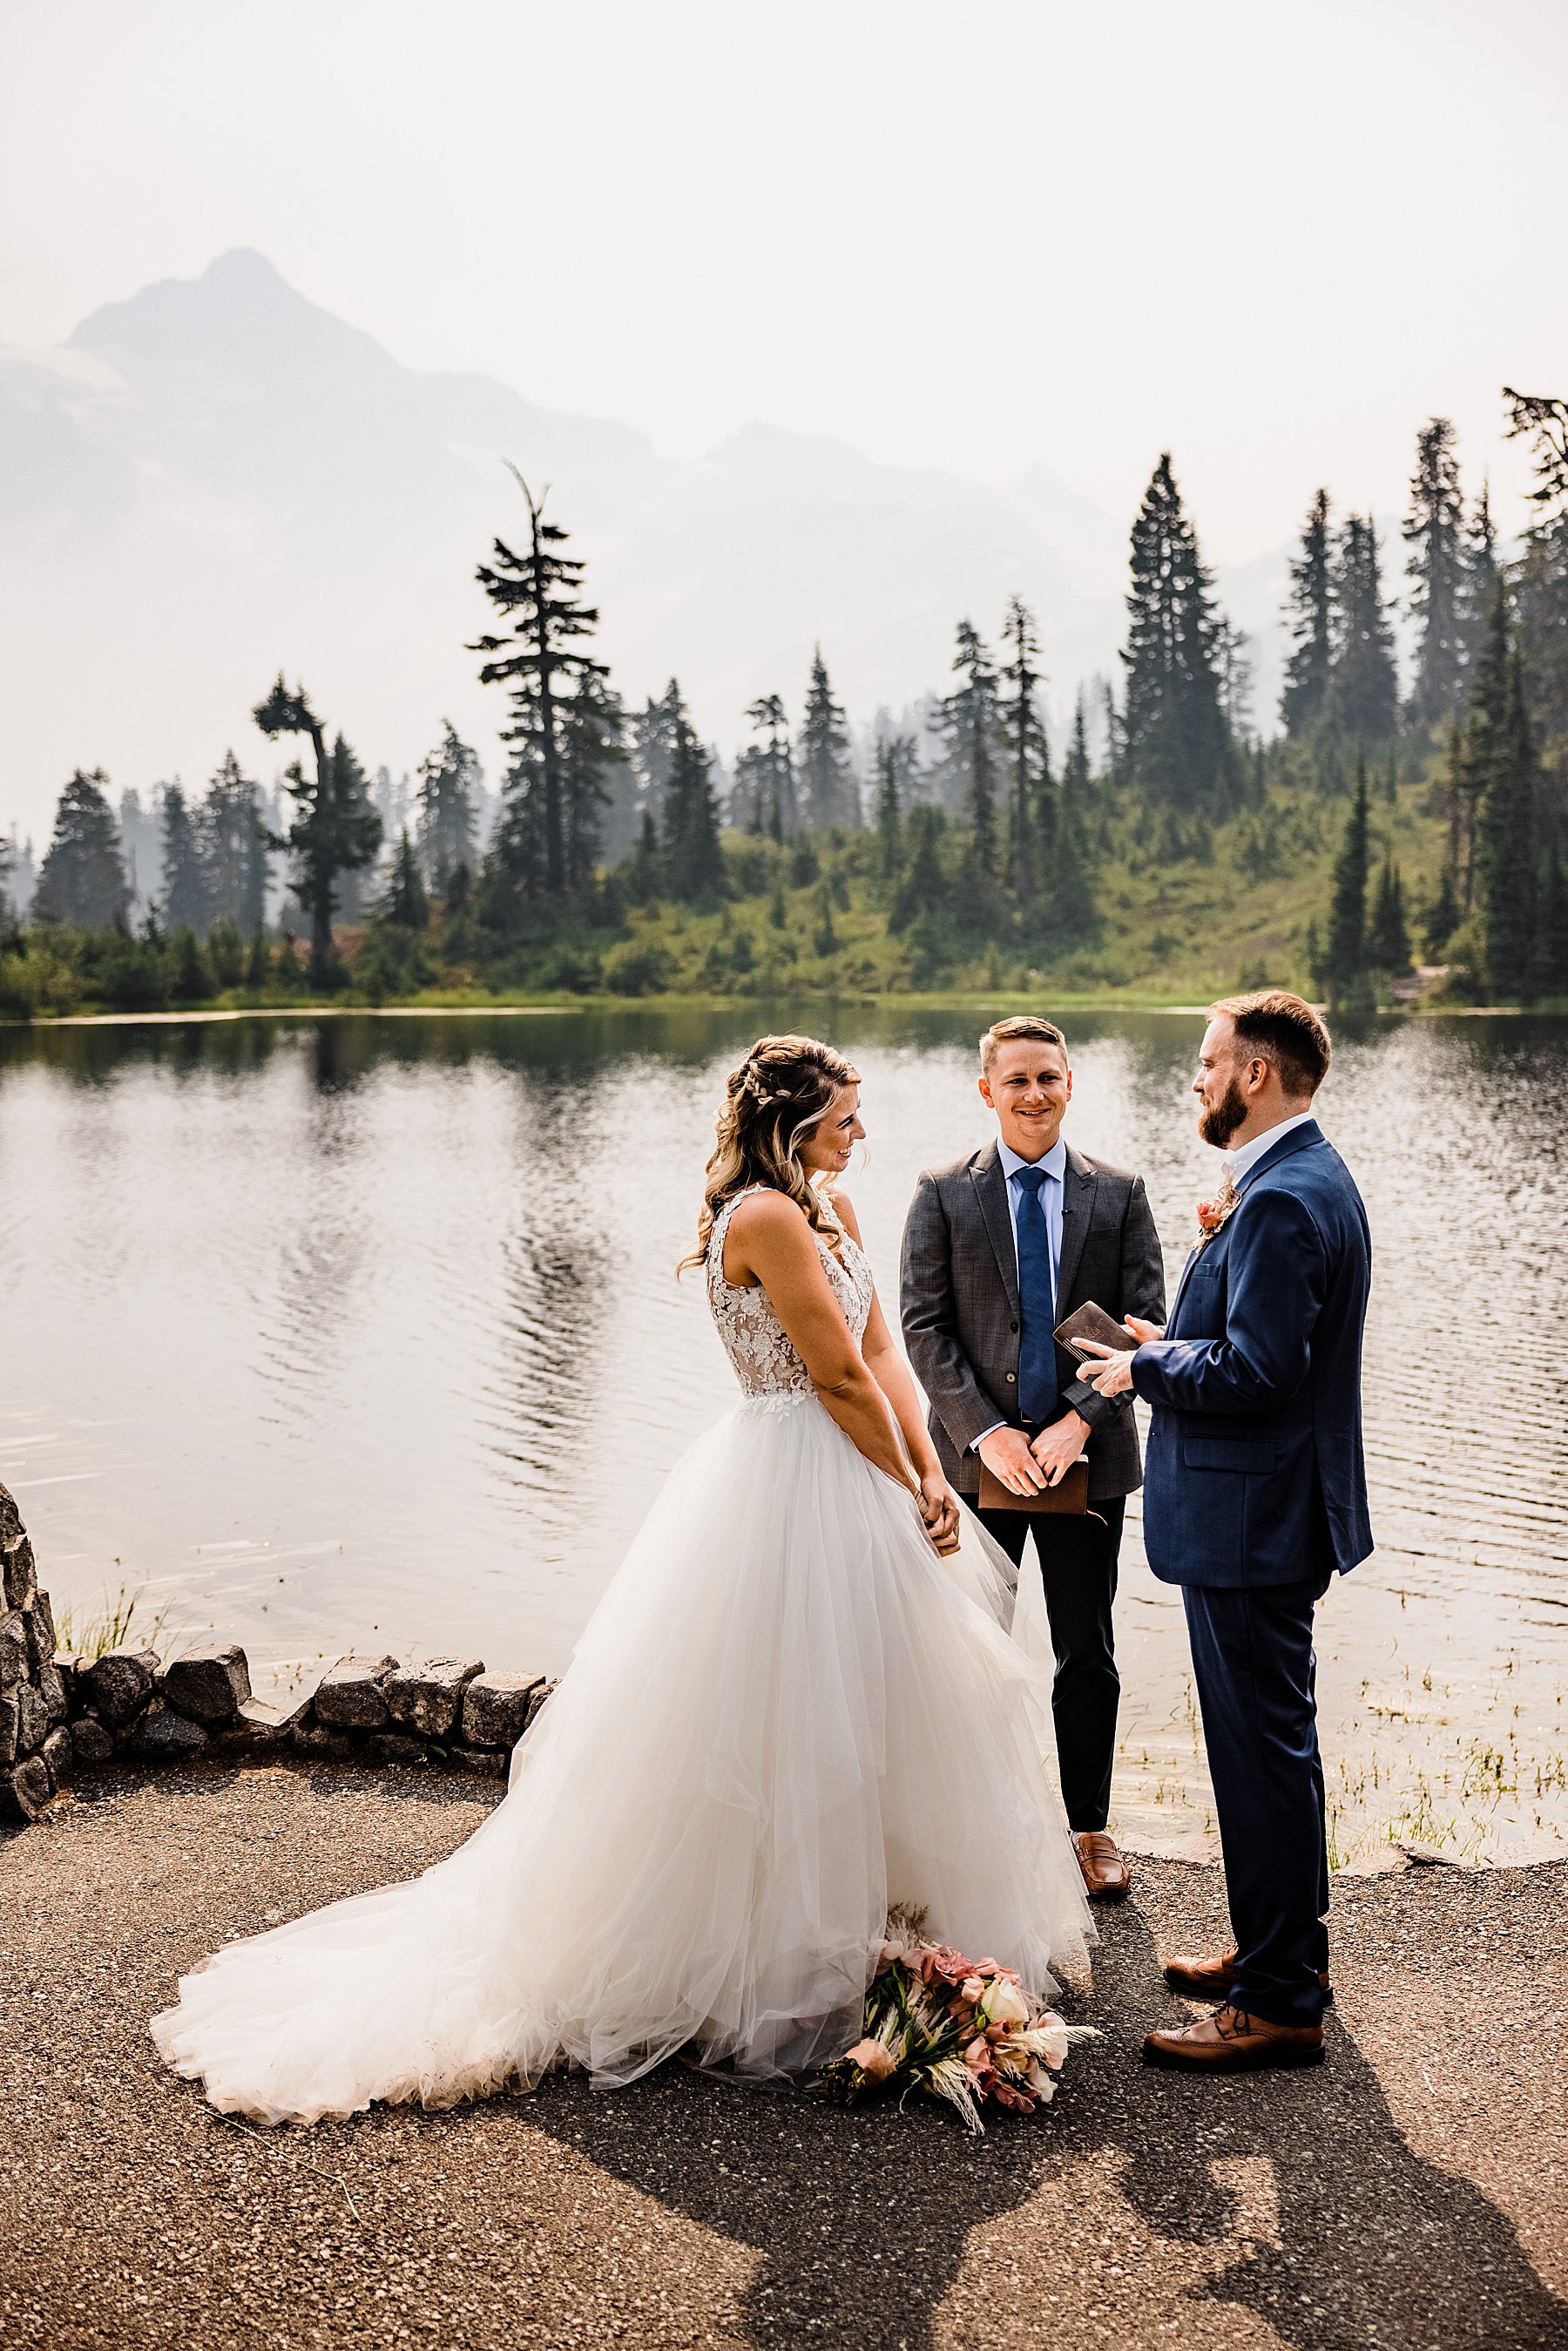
981 1979 1031 2029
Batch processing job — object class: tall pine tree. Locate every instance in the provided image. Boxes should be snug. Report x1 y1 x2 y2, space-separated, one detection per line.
1120 454 1236 807
1476 645 1540 1001
1456 478 1499 691
1323 760 1371 1002
415 722 481 890
472 471 612 897
1327 516 1400 744
33 769 130 929
741 694 797 840
1281 489 1335 738
159 783 208 936
933 620 1002 871
253 681 382 981
999 596 1049 901
797 650 857 831
203 752 270 937
1367 854 1410 973
1504 388 1568 744
662 700 725 900
1403 417 1465 729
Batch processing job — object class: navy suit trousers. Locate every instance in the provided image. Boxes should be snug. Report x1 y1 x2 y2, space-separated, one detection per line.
1182 1570 1333 2029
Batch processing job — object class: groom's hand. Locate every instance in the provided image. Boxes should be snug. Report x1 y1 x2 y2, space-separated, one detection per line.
978 1426 1048 1496
1030 1411 1090 1487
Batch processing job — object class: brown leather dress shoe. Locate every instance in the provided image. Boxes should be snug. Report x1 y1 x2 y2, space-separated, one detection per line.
1143 2002 1325 2072
1075 1831 1132 1901
1162 1948 1334 2005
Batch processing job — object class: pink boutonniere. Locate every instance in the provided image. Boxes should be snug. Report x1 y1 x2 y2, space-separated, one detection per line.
1193 1173 1240 1250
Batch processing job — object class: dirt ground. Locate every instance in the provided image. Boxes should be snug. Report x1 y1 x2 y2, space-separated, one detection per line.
3 1760 1565 2351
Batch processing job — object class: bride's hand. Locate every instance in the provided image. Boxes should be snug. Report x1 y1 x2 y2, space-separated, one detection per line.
917 1474 962 1556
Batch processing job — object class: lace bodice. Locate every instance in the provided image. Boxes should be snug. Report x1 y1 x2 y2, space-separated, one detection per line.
706 1187 875 1399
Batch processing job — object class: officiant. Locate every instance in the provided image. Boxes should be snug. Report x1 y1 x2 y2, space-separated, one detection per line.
900 1015 1166 1901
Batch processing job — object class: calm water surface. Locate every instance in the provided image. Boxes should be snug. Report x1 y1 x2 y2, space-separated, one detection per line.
3 1004 1565 1862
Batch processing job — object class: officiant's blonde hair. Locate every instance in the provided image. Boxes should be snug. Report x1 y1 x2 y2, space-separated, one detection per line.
681 1033 862 1276
979 1014 1068 1074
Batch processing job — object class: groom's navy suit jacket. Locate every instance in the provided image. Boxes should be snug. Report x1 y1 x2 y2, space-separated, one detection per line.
1131 1120 1372 1589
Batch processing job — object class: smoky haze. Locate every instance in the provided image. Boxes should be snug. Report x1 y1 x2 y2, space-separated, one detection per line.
0 0 1564 837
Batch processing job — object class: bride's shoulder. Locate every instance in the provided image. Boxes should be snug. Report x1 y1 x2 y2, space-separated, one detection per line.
824 1186 864 1246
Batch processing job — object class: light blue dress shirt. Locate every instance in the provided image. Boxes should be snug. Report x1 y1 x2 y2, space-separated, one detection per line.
971 1135 1068 1449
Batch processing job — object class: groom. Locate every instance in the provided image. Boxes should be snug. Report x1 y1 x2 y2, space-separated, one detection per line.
1081 990 1371 2074
900 1015 1166 1901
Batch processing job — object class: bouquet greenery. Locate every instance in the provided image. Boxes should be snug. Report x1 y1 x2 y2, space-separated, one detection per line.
816 1907 1096 2134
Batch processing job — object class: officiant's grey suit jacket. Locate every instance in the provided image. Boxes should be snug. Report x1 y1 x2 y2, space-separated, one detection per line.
900 1141 1166 1502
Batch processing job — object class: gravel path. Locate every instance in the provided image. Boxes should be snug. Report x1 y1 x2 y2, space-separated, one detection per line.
3 1762 1566 2351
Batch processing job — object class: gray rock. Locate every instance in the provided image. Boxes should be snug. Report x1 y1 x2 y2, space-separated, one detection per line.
314 1654 400 1731
0 1691 17 1765
290 1720 355 1763
41 1724 72 1789
364 1732 429 1769
84 1648 159 1729
1396 1841 1463 1867
450 1745 509 1779
15 1683 51 1756
524 1678 558 1734
159 1644 252 1726
71 1716 113 1766
55 1652 90 1708
0 1616 28 1693
38 1663 67 1728
24 1592 57 1670
221 1695 304 1748
384 1657 483 1740
1 1755 51 1821
121 1708 210 1761
2 1535 37 1613
461 1670 544 1751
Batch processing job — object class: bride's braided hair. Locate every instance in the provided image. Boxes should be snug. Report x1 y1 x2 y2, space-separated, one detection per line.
679 1033 862 1275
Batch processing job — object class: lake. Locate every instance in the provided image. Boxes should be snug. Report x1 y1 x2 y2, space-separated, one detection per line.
3 1003 1565 1865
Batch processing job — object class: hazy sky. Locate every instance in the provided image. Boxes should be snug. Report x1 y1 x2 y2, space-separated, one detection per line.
4 0 1565 560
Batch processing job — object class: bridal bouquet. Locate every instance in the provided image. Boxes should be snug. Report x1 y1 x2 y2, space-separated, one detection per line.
816 1907 1096 2135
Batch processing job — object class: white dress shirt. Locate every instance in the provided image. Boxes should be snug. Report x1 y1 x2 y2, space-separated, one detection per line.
1221 1109 1316 1186
972 1135 1068 1450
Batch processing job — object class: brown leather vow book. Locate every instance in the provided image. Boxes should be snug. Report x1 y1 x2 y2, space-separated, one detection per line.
1052 1300 1138 1361
977 1460 1091 1515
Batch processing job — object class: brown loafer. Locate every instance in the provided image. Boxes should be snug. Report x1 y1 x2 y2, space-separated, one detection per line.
1076 1831 1132 1902
1162 1948 1334 2005
1144 2002 1325 2072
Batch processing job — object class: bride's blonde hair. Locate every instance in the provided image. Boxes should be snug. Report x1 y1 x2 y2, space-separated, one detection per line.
679 1033 862 1276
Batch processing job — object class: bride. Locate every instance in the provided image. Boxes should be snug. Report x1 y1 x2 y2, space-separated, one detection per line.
152 1033 1093 2124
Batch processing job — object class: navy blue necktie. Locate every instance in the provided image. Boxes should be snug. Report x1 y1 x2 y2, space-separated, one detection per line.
1014 1164 1058 1425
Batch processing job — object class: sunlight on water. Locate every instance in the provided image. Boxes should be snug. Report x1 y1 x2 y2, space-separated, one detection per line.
2 1005 1565 1863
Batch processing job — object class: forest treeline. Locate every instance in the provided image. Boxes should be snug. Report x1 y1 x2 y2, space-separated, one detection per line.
3 390 1566 1017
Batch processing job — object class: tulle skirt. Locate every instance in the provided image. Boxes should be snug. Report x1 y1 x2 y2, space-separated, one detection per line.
152 1393 1094 2124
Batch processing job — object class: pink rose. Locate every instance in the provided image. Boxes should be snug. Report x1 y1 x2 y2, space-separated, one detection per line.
846 2039 896 2082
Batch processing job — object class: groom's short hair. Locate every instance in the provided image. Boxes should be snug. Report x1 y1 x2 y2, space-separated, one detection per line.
980 1015 1068 1074
1211 990 1331 1099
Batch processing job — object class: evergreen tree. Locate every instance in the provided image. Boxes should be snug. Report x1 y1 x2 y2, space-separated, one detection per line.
630 682 683 831
1281 488 1335 738
889 804 950 932
932 620 1003 871
117 786 162 916
797 649 857 831
1120 454 1236 806
1403 417 1465 728
1458 587 1514 921
159 783 207 936
33 769 131 929
873 736 904 879
1477 648 1540 1001
169 927 213 1002
471 471 609 896
1538 844 1568 996
253 681 382 982
1327 515 1400 743
1323 760 1371 999
1456 478 1499 688
741 694 797 840
999 596 1049 901
1216 621 1254 742
559 671 626 887
382 829 430 929
1504 388 1568 743
415 722 480 889
1423 864 1462 958
1367 854 1410 972
661 701 724 900
202 752 270 937
1051 695 1096 938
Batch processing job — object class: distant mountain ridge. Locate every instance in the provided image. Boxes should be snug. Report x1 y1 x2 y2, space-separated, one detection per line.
0 249 1288 840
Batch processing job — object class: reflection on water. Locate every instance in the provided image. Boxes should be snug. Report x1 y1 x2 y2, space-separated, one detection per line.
2 1005 1565 1863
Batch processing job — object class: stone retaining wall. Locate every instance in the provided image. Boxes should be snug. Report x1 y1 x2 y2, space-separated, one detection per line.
0 1480 553 1824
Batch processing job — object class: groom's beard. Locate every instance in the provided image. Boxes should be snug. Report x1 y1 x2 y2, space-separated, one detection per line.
1198 1076 1249 1149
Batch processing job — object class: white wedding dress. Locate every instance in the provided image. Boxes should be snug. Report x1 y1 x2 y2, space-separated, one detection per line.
152 1190 1093 2124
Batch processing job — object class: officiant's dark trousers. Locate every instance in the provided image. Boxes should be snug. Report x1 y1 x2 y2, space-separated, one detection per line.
974 1500 1124 1833
1182 1569 1333 2030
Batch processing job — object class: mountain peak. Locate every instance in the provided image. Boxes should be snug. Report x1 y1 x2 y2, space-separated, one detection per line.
68 248 399 388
